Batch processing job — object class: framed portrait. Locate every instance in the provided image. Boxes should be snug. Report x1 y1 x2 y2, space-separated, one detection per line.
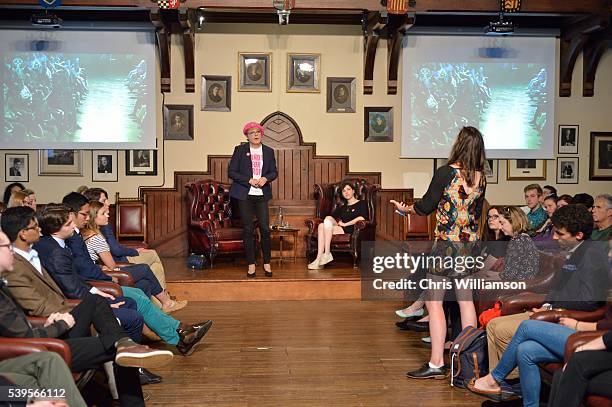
364 107 393 142
557 157 579 184
4 153 28 182
506 159 547 180
558 125 579 154
126 150 157 176
326 77 356 113
484 159 499 184
287 53 320 93
201 75 231 112
92 150 118 182
238 52 272 92
163 104 194 141
589 131 612 180
38 150 83 176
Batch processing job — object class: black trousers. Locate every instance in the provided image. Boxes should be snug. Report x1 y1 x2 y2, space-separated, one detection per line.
62 294 144 406
238 195 271 265
548 350 612 407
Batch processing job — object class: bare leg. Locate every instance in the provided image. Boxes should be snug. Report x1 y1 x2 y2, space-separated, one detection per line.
458 300 477 329
316 223 326 259
323 216 337 254
425 300 446 367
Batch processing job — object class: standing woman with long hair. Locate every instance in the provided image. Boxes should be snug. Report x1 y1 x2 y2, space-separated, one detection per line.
392 126 487 378
228 122 278 278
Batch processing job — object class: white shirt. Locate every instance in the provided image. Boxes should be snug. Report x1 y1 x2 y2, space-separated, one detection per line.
12 246 42 276
248 145 264 196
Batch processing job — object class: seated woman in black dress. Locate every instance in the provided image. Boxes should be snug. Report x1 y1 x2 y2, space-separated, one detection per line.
308 182 368 269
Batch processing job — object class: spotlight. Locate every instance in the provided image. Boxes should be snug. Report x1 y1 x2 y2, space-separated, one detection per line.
273 0 295 25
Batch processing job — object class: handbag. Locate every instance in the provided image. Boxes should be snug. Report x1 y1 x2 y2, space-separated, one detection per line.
187 254 208 270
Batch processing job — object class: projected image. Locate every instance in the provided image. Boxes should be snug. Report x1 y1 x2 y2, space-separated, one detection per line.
409 63 548 152
3 53 148 145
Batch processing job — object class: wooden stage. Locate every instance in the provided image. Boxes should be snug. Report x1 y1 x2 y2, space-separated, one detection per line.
163 257 363 302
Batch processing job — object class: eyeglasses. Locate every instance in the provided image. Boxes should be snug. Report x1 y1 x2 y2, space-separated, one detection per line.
0 244 13 252
23 223 40 231
77 211 89 218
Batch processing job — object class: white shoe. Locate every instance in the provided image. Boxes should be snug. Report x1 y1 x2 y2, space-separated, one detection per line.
319 252 334 266
395 308 425 319
308 258 322 270
421 336 431 344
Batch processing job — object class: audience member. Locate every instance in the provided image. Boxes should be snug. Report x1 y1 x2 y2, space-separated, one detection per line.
522 184 547 230
84 188 168 292
486 205 608 372
573 193 594 210
592 194 611 242
2 182 25 205
534 194 557 240
21 188 36 211
0 352 86 407
82 201 185 312
542 185 557 197
7 191 27 208
557 194 573 208
0 229 173 407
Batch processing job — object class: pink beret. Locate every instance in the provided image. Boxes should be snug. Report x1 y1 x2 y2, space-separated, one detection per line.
242 122 265 136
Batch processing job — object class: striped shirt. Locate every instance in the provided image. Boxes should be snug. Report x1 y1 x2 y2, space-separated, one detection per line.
84 233 110 262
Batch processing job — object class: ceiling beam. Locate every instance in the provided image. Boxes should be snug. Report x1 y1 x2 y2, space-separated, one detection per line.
0 0 607 14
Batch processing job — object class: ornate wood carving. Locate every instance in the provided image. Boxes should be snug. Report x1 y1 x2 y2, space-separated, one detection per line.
363 11 386 95
386 13 414 94
583 28 612 97
260 112 303 148
559 15 607 97
179 8 195 93
150 9 171 92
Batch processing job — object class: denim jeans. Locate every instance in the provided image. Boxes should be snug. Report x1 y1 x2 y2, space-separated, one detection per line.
122 286 181 345
491 319 575 407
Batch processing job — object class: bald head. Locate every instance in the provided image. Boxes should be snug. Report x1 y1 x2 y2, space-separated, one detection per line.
0 231 14 273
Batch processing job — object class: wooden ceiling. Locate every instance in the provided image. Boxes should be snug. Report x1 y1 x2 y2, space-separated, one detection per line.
1 0 610 96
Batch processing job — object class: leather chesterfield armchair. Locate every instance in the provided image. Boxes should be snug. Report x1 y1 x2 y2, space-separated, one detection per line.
305 179 377 268
186 180 257 267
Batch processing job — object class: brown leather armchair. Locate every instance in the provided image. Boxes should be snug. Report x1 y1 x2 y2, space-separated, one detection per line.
305 179 377 268
186 180 258 267
114 192 148 249
0 337 75 379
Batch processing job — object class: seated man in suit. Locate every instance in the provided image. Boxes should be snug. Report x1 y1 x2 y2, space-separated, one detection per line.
83 188 169 293
63 192 185 312
33 205 144 343
58 195 212 356
486 204 609 372
0 229 173 407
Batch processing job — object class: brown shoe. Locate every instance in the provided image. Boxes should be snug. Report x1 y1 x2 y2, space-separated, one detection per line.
176 320 213 356
162 300 188 314
115 345 173 369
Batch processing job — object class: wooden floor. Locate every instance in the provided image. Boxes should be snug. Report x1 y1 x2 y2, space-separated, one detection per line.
146 300 484 407
163 258 362 301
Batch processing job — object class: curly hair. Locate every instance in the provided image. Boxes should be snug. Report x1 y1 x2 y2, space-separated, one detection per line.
551 204 594 239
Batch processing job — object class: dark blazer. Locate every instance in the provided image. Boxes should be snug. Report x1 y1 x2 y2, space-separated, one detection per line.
546 241 609 311
33 236 93 299
101 224 138 262
65 232 111 281
0 282 69 339
5 253 71 316
228 142 278 201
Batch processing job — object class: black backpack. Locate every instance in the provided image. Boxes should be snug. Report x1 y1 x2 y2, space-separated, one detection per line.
187 253 208 270
449 326 488 388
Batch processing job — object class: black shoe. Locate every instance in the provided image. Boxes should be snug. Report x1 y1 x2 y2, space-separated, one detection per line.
247 270 256 278
404 321 429 332
177 320 213 356
138 368 162 385
264 270 273 278
395 316 422 330
406 363 448 379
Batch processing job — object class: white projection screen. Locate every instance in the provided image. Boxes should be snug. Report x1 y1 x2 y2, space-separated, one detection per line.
1 27 157 149
401 35 556 159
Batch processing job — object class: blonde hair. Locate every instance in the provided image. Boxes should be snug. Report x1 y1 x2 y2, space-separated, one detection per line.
7 191 27 208
501 206 531 235
83 200 105 235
